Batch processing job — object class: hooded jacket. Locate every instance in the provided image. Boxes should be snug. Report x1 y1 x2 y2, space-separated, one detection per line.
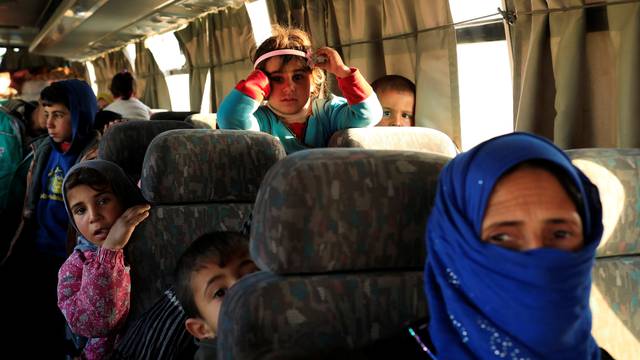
2 80 99 263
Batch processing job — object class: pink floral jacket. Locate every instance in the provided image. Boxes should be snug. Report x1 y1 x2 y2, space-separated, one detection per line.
57 247 130 360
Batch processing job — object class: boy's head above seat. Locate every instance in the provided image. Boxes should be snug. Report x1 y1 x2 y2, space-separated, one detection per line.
175 232 258 340
371 75 416 127
40 79 97 152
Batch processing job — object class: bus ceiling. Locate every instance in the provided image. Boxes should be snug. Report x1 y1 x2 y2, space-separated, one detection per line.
0 0 243 62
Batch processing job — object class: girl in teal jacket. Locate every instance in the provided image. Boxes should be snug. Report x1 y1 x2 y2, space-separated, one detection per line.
218 26 382 154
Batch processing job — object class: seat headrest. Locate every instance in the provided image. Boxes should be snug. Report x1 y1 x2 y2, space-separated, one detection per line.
141 130 286 204
250 148 449 274
566 148 640 257
150 111 197 121
328 127 458 157
98 120 193 181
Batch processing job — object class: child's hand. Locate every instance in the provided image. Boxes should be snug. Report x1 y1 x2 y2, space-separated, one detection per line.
312 47 352 78
102 204 151 251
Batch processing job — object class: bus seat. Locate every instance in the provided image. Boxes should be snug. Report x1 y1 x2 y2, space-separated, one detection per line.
97 120 193 183
186 113 217 129
125 129 286 321
328 127 458 157
567 148 640 360
150 111 197 121
218 148 449 359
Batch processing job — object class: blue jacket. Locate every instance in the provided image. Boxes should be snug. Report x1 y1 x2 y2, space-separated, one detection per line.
218 69 382 154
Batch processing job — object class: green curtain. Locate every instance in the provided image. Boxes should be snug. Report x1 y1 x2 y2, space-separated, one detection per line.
134 42 171 110
507 0 640 148
175 17 212 112
91 50 133 96
208 6 256 111
267 0 461 146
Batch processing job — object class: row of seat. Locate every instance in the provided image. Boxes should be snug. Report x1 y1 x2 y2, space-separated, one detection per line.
96 122 638 359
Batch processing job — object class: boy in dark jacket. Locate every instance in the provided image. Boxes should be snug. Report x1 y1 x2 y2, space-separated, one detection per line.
1 79 98 358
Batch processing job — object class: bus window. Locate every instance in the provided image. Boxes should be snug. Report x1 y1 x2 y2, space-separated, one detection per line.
246 0 272 45
451 0 513 150
85 61 98 96
145 32 189 111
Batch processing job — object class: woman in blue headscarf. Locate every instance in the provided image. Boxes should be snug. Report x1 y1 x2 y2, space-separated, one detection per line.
424 132 610 359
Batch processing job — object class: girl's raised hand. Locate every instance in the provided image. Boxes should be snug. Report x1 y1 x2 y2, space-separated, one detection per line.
102 204 151 250
312 47 352 78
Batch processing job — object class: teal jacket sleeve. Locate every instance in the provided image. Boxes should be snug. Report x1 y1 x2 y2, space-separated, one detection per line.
217 89 262 131
323 68 382 131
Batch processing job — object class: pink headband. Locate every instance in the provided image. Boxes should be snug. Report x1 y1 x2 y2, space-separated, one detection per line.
253 49 308 69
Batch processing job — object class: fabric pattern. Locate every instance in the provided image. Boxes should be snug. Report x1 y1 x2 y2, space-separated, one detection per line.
328 127 458 157
57 248 130 360
567 148 640 257
250 148 449 273
217 271 428 360
112 288 197 360
97 120 193 182
141 129 286 204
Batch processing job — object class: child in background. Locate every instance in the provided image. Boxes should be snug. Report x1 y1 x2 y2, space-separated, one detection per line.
58 160 150 359
371 75 416 127
217 25 382 154
174 232 259 359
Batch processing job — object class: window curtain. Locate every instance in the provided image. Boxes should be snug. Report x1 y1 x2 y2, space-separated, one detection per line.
208 6 256 111
134 42 171 110
91 50 133 95
175 17 211 112
69 62 88 82
268 0 461 146
175 6 255 112
506 0 640 148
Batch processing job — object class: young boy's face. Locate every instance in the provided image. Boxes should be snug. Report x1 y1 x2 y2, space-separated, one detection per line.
44 103 73 143
67 184 124 246
186 254 258 339
376 90 415 127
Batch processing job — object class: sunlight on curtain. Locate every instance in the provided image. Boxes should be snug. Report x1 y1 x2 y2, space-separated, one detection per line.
124 43 137 73
246 0 272 46
457 40 513 150
145 32 189 111
85 61 98 95
200 70 211 113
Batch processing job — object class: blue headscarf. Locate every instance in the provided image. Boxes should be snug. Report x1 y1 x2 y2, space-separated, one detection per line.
424 132 603 359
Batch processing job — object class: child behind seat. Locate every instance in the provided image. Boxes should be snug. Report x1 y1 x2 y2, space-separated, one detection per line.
58 160 150 359
217 25 382 154
371 75 416 127
175 232 259 359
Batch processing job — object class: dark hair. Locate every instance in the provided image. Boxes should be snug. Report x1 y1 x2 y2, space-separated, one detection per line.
254 25 326 99
94 110 122 133
371 75 416 96
110 72 135 100
174 232 250 319
40 81 70 109
64 167 111 197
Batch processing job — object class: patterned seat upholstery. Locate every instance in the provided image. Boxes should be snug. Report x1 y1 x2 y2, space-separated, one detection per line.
126 129 286 321
218 149 449 359
328 127 458 157
97 120 193 182
567 148 640 360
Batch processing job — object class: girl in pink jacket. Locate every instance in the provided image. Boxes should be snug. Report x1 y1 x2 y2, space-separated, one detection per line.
58 160 150 359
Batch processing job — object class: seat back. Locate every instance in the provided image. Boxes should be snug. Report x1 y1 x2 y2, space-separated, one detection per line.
328 127 458 157
185 113 217 129
97 120 193 182
150 111 197 121
218 148 449 359
126 129 286 321
567 148 640 360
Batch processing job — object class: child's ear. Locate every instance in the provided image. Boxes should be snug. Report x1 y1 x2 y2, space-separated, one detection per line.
185 318 215 340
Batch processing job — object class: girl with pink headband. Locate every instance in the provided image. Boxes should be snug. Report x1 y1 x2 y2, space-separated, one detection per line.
217 25 382 154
